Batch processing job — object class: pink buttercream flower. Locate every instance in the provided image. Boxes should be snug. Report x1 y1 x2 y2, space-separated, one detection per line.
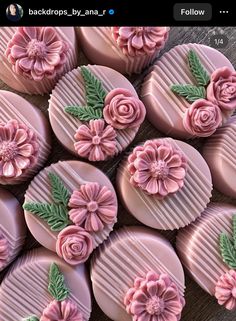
103 88 146 129
128 140 187 198
69 182 117 232
74 119 117 161
207 67 236 111
111 27 169 57
40 299 83 321
0 119 39 179
183 99 222 137
124 271 185 321
56 226 93 265
0 233 9 270
5 27 69 81
215 270 236 310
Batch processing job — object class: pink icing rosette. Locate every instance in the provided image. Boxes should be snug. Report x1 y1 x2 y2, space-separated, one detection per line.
40 299 83 321
111 27 169 57
215 270 236 310
5 27 69 81
0 119 39 179
124 271 185 321
74 119 117 161
207 67 236 111
0 233 9 270
56 226 93 265
128 140 187 198
183 99 222 137
103 88 146 129
69 182 117 232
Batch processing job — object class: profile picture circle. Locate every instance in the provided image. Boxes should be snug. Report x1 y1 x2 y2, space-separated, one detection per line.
6 3 23 22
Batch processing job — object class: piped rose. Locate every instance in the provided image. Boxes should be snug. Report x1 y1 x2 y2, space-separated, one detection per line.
56 226 93 265
103 89 146 129
183 99 222 137
207 67 236 111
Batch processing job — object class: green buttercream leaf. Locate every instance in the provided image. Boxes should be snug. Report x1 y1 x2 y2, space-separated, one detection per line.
188 50 210 86
48 172 70 206
81 66 107 108
220 233 236 269
171 84 206 102
48 263 69 301
65 105 102 121
23 317 39 321
64 67 106 121
233 215 236 248
23 203 71 231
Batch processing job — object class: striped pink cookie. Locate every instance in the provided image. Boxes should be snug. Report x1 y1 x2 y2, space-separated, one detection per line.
0 188 26 272
0 247 91 320
117 138 212 230
177 203 236 309
91 226 185 321
141 43 234 138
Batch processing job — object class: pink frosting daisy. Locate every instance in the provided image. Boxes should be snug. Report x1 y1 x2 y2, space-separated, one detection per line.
5 27 69 81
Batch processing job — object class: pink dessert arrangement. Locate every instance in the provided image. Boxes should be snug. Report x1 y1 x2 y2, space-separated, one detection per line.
0 27 78 94
0 247 91 320
23 160 118 265
117 137 212 230
202 115 236 198
91 226 186 321
141 43 236 138
0 90 51 185
77 27 169 74
49 65 146 161
0 187 26 272
177 203 236 310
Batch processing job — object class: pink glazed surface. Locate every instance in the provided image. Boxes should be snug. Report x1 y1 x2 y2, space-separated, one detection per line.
0 27 78 95
0 247 91 321
91 226 185 321
202 115 236 198
116 138 212 230
0 90 51 185
176 203 236 296
141 43 234 139
0 187 26 272
24 160 118 253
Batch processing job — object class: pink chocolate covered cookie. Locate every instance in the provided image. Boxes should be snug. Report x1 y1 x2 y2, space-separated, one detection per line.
23 160 118 266
141 43 235 138
0 90 51 185
91 226 185 321
202 115 236 198
117 138 212 230
0 187 26 272
0 247 91 320
49 65 146 161
0 27 78 94
78 27 169 75
177 203 236 310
